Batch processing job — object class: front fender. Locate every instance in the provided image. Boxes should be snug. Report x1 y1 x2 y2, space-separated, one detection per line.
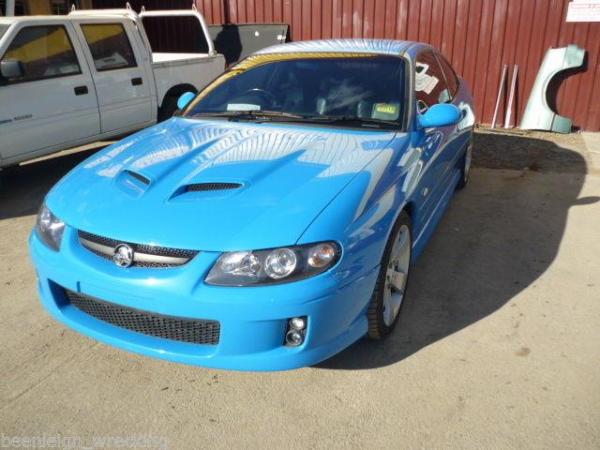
298 135 418 287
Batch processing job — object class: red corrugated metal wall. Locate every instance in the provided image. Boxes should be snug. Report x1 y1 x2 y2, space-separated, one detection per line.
94 0 600 130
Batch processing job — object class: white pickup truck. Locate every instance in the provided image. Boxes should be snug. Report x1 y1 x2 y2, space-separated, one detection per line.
0 7 225 169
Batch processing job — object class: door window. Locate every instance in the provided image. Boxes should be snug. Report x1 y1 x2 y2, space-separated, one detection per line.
435 53 460 99
415 50 451 113
81 23 137 71
1 25 80 84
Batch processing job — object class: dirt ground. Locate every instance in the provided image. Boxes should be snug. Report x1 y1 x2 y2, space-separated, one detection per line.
1 128 599 449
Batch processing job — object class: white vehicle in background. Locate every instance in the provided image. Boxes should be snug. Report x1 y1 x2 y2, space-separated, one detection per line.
0 6 225 169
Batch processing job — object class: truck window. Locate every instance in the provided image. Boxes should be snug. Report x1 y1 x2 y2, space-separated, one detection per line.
81 23 137 72
1 25 80 83
141 16 210 54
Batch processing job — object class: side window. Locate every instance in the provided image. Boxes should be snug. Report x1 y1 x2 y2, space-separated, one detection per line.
81 23 137 72
415 50 451 113
435 53 460 99
0 25 80 84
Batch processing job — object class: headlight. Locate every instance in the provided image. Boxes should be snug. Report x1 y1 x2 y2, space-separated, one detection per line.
205 242 341 286
36 203 65 251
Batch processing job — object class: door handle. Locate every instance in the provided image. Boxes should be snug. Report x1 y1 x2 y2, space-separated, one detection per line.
74 85 88 96
131 77 143 86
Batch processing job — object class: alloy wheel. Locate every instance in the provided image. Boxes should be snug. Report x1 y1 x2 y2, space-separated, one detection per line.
382 224 411 326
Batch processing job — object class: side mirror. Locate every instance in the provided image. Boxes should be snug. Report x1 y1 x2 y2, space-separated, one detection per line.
0 60 24 79
177 92 196 111
418 103 462 128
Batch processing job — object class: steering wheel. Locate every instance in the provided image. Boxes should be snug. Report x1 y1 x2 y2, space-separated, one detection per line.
241 88 278 108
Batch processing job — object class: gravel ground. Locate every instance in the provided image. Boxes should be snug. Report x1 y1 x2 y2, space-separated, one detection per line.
1 129 599 449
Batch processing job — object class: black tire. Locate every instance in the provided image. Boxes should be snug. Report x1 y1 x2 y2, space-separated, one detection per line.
367 211 413 339
456 140 473 190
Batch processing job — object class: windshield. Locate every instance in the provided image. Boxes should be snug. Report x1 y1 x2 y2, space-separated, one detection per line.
185 54 406 129
0 25 9 41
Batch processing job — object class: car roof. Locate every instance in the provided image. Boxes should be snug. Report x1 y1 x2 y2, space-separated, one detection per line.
254 38 432 60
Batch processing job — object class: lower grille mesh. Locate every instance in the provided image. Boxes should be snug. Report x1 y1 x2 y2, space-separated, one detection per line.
64 289 220 345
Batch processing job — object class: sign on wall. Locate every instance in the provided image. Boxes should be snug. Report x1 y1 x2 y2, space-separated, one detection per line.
566 0 600 22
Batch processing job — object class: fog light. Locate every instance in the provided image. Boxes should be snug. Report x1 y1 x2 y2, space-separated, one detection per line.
285 330 304 347
284 316 307 346
289 317 306 330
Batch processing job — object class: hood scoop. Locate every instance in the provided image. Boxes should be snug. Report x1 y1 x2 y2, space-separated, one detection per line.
115 169 152 197
185 182 242 192
124 170 150 186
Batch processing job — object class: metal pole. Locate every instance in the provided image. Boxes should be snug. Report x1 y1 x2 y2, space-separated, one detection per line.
504 65 519 129
491 64 508 129
5 0 16 16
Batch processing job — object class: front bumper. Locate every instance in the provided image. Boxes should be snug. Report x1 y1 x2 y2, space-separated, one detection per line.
29 227 378 371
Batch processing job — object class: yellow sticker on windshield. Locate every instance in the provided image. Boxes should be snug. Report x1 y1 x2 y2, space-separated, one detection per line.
374 104 398 115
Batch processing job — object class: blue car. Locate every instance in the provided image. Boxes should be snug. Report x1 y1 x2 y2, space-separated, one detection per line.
29 39 475 371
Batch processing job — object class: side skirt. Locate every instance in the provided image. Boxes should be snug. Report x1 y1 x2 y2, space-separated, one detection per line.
411 168 461 262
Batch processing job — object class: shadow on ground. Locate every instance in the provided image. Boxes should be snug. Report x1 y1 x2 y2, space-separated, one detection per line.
319 130 595 370
0 146 106 220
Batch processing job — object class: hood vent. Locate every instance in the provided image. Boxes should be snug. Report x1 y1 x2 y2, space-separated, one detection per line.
116 169 151 197
185 182 242 192
124 170 150 185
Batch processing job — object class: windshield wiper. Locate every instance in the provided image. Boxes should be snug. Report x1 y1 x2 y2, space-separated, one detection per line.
297 115 399 128
190 111 399 128
190 110 305 122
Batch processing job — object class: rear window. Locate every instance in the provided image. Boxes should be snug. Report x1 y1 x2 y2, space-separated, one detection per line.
81 23 137 71
141 16 209 53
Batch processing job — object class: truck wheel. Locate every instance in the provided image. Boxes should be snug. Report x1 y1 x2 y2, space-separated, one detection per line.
158 95 182 122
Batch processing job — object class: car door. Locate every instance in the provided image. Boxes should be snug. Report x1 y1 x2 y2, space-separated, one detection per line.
435 51 471 173
0 22 100 165
413 49 458 225
74 20 153 134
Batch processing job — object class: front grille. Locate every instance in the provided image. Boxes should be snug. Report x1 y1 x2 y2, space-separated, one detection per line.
78 231 199 268
65 289 220 345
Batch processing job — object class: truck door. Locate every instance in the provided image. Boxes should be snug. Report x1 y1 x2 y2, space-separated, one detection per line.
0 22 100 165
75 21 153 133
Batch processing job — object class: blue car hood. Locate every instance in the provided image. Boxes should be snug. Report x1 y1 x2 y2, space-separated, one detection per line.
48 118 403 251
